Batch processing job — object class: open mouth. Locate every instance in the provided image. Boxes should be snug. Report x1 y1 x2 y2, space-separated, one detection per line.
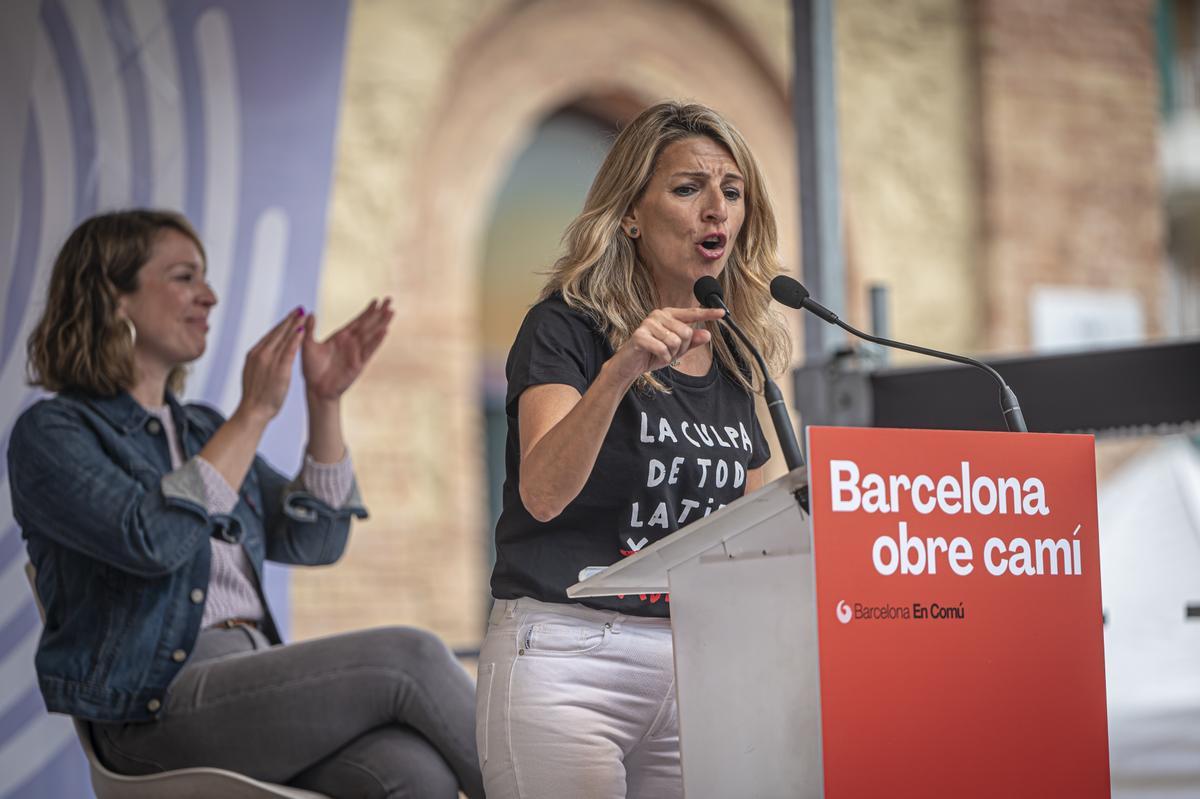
697 233 727 259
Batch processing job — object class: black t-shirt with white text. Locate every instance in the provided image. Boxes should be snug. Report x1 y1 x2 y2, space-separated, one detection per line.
491 294 770 617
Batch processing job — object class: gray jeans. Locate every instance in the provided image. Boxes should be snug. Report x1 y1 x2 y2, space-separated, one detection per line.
91 625 483 799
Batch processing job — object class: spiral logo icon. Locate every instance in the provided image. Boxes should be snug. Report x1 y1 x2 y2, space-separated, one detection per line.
836 600 852 624
0 1 349 794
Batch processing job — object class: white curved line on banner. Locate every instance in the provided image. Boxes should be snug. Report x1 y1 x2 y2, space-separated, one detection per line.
219 208 290 415
0 27 75 431
0 626 39 720
0 711 75 796
63 0 131 210
2 203 23 305
124 0 184 211
0 0 39 277
185 8 240 401
0 553 32 633
0 481 14 546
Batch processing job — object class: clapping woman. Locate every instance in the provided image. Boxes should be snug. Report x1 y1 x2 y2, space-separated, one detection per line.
8 210 483 799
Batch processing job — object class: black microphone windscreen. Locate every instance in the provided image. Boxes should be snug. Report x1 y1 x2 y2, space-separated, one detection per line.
770 275 810 309
692 276 724 308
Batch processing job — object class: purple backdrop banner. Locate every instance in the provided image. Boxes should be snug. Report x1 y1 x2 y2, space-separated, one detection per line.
0 0 350 795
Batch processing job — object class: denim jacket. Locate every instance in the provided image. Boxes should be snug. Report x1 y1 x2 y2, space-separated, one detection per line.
6 390 367 722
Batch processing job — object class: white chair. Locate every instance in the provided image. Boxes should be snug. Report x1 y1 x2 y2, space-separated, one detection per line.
24 563 328 799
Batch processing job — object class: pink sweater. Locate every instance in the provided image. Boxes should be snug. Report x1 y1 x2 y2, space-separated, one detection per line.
146 405 353 629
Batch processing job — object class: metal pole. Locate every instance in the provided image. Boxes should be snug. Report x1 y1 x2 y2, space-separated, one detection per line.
792 0 845 362
869 283 890 364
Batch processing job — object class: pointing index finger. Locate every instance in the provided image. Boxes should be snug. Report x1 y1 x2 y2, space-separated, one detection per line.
666 307 726 324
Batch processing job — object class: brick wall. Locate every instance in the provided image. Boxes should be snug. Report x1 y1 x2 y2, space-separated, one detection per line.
836 0 983 355
977 0 1165 350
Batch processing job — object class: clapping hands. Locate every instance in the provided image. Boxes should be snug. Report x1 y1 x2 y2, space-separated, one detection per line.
301 298 394 402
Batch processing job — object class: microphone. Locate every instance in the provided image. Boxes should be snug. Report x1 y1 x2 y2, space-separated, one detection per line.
770 275 1028 432
693 277 808 476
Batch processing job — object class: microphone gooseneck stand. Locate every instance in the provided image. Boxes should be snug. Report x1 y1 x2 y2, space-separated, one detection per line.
770 275 1029 433
692 277 809 512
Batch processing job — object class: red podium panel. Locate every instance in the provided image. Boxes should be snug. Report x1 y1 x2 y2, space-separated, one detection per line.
808 427 1110 798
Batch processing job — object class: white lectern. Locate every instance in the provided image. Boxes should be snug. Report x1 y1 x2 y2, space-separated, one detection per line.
568 468 822 799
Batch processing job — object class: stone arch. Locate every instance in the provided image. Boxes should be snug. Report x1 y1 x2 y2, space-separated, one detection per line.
407 0 801 440
411 1 797 307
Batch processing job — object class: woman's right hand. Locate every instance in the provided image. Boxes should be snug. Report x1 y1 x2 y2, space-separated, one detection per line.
606 307 725 385
236 308 306 423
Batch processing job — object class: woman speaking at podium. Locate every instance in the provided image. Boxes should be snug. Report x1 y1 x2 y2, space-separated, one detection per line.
8 210 483 798
478 102 791 798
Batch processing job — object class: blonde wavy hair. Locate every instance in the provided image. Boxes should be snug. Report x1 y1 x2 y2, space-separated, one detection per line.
27 209 204 396
542 101 790 393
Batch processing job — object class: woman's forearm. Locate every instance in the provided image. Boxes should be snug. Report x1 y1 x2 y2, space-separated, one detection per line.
519 361 634 522
196 406 269 491
305 392 345 464
518 307 722 522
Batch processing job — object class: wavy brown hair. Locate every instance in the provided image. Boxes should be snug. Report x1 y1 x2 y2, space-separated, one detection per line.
542 101 790 393
27 209 205 396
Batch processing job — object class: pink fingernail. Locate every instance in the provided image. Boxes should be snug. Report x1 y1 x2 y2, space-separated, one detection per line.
296 306 305 317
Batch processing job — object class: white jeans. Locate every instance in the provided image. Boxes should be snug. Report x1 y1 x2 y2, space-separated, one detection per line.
476 597 683 799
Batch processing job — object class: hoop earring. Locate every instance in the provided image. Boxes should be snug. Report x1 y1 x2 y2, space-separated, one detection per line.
124 317 137 347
